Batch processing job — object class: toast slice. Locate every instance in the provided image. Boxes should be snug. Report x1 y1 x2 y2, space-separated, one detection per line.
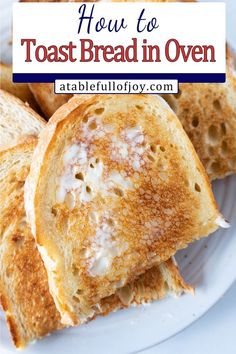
0 63 38 111
0 140 63 348
0 89 45 150
0 139 192 348
0 90 191 347
29 83 72 119
162 55 236 180
98 258 193 315
25 94 222 326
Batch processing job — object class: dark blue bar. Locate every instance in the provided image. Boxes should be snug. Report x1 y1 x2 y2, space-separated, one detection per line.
13 73 226 83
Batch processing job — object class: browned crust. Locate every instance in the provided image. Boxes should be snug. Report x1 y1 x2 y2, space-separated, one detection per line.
0 141 63 348
26 94 219 325
0 140 191 348
0 63 39 111
99 258 193 316
29 83 72 119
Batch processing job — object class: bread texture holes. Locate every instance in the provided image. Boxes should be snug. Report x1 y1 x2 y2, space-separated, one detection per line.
221 141 229 156
207 146 214 155
221 122 227 135
94 107 104 115
113 187 124 197
17 181 25 188
135 104 144 111
51 206 57 217
147 154 155 162
72 296 80 303
117 285 134 306
191 116 199 128
76 288 84 295
75 172 84 181
160 146 166 152
86 186 92 194
182 108 189 117
213 99 222 111
88 120 97 130
206 125 220 145
209 161 221 174
107 218 115 227
194 183 201 192
150 144 157 153
82 116 89 123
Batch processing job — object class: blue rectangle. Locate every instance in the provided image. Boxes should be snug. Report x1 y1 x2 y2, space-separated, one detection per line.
13 73 226 83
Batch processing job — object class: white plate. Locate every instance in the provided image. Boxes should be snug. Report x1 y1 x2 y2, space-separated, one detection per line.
1 1 236 353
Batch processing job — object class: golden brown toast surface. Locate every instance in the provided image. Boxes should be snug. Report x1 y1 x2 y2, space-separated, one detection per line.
0 91 191 347
0 141 63 348
25 94 220 325
0 139 191 348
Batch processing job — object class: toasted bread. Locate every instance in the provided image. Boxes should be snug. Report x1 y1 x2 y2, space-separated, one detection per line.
162 58 236 180
0 89 45 150
0 63 38 111
99 258 193 315
28 83 72 119
0 143 190 347
0 140 63 348
25 94 221 325
0 141 191 348
0 90 191 347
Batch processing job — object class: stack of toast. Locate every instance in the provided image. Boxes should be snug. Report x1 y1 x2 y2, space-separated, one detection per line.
0 0 235 350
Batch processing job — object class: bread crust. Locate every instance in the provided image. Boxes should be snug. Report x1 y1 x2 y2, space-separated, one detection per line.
25 94 220 325
29 83 72 119
0 141 63 348
0 63 38 111
0 89 46 150
0 92 190 347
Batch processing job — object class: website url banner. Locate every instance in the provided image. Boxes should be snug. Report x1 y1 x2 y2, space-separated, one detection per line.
55 80 178 94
